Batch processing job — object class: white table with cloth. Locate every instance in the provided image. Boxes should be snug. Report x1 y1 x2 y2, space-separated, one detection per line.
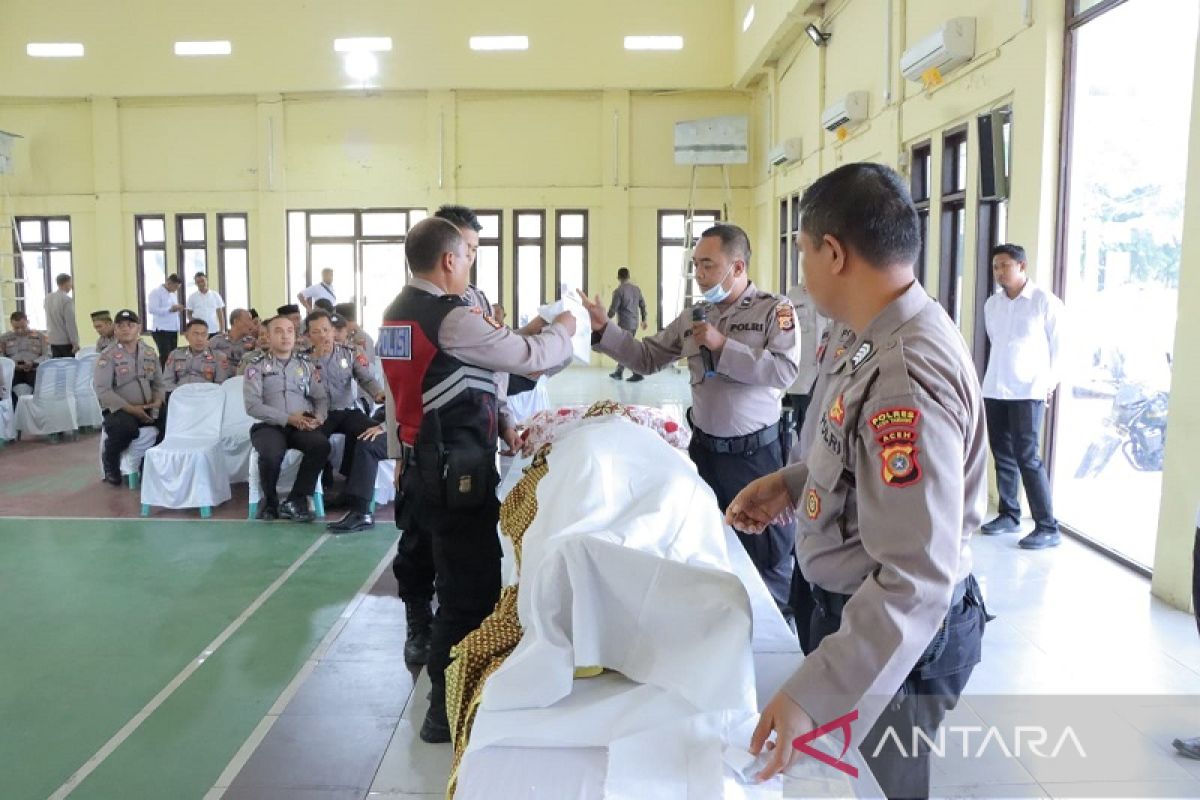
455 413 881 799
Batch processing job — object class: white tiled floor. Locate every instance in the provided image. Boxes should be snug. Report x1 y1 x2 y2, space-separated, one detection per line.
221 367 1200 799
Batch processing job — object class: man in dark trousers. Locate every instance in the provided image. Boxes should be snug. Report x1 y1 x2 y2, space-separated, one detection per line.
379 217 575 744
607 267 648 382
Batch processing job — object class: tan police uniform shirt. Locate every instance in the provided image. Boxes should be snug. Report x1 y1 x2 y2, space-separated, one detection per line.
44 290 79 348
305 343 382 410
242 351 329 427
608 282 647 332
789 321 856 467
162 346 232 391
96 334 117 353
1 329 50 366
210 331 253 367
595 283 800 437
93 341 164 412
776 281 987 742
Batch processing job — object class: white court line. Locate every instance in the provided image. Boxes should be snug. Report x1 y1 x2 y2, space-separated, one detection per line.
48 533 333 800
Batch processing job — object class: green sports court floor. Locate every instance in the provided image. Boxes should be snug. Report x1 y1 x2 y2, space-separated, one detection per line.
0 517 397 799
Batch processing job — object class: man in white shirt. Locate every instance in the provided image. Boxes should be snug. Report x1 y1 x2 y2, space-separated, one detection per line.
43 273 80 357
297 268 337 311
980 243 1065 549
186 272 226 335
148 273 184 368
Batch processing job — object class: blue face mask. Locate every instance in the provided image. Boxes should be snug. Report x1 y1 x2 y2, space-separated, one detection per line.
701 264 736 304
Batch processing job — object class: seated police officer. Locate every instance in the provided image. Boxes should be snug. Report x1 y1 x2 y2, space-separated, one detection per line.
325 408 388 534
242 315 330 522
210 308 259 368
93 309 164 486
301 309 384 481
379 217 575 744
159 319 232 434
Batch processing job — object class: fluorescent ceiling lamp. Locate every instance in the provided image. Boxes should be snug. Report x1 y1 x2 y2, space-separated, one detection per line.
343 50 378 80
334 37 392 52
26 42 84 58
469 36 529 51
624 35 684 51
743 6 756 32
174 40 232 56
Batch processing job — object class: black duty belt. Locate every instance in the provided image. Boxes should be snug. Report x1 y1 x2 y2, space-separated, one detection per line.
811 577 971 619
687 409 781 455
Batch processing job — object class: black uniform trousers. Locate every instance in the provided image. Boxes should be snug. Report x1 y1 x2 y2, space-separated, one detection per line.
320 408 377 477
344 435 388 514
808 576 988 800
50 344 74 359
396 467 502 701
151 331 178 368
611 324 639 377
13 366 36 391
984 399 1057 531
250 423 330 505
687 428 794 611
101 409 148 475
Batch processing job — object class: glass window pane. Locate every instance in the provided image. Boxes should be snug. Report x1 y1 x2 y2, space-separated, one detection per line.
183 249 207 297
475 244 501 307
478 213 500 240
660 244 694 327
1074 0 1108 15
516 244 542 327
559 245 584 296
48 219 70 244
223 248 250 312
310 243 356 303
222 215 247 242
559 213 585 240
143 250 168 319
141 217 165 244
288 211 308 299
409 209 428 224
956 142 968 193
517 214 542 239
309 212 355 237
19 220 42 244
49 250 72 279
660 214 685 240
362 212 406 237
690 214 717 240
1052 0 1197 567
20 252 47 330
180 216 206 243
360 242 407 335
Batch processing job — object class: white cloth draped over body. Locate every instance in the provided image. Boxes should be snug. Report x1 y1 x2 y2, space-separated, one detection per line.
458 416 878 799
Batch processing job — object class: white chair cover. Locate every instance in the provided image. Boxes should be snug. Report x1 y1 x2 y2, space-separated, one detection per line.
72 352 104 429
327 432 346 477
219 377 254 483
15 358 78 437
506 375 551 424
0 357 15 440
99 426 160 477
248 446 325 513
75 346 96 358
373 460 396 507
141 383 231 511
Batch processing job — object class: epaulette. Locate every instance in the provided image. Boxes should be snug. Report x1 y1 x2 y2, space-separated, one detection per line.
245 350 267 364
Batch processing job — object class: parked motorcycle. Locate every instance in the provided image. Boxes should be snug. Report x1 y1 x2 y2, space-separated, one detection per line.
1074 369 1170 479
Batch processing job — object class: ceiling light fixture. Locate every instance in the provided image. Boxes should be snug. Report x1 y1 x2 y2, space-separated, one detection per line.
175 40 232 56
333 37 392 53
469 36 529 51
26 42 84 58
624 35 684 51
343 50 378 81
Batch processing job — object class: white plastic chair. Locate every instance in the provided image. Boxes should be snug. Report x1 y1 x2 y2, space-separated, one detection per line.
76 346 96 358
99 426 159 488
0 357 15 442
248 449 325 519
141 383 231 517
71 352 104 430
219 377 254 483
15 358 78 440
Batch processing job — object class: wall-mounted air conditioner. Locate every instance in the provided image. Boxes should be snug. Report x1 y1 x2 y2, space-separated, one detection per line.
821 91 868 132
768 138 803 167
900 17 976 83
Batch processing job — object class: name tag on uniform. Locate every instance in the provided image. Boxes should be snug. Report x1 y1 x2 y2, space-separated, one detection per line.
377 326 412 360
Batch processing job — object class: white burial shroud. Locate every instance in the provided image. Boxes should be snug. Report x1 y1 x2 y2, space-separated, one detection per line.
462 416 862 798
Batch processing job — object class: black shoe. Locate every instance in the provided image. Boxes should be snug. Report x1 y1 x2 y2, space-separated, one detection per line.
1019 529 1061 550
419 700 451 744
326 511 375 534
256 503 279 521
102 471 122 487
1173 736 1200 760
608 371 622 380
404 602 433 665
278 498 315 523
981 515 1020 535
626 374 644 382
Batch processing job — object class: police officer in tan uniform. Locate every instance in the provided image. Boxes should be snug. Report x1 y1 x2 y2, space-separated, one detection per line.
2 310 50 392
210 308 258 367
726 163 988 797
579 223 801 611
94 309 164 485
243 315 330 522
91 310 117 353
162 320 232 391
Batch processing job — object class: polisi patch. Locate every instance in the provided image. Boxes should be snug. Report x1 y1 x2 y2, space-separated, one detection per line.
377 325 413 360
729 322 765 333
869 407 921 432
880 442 921 487
775 303 795 332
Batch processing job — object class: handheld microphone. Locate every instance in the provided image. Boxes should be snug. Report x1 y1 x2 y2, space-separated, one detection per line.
692 305 717 377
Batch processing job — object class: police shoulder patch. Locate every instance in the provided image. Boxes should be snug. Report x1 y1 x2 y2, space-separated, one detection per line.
482 314 503 330
805 488 821 520
775 302 796 332
879 441 921 487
